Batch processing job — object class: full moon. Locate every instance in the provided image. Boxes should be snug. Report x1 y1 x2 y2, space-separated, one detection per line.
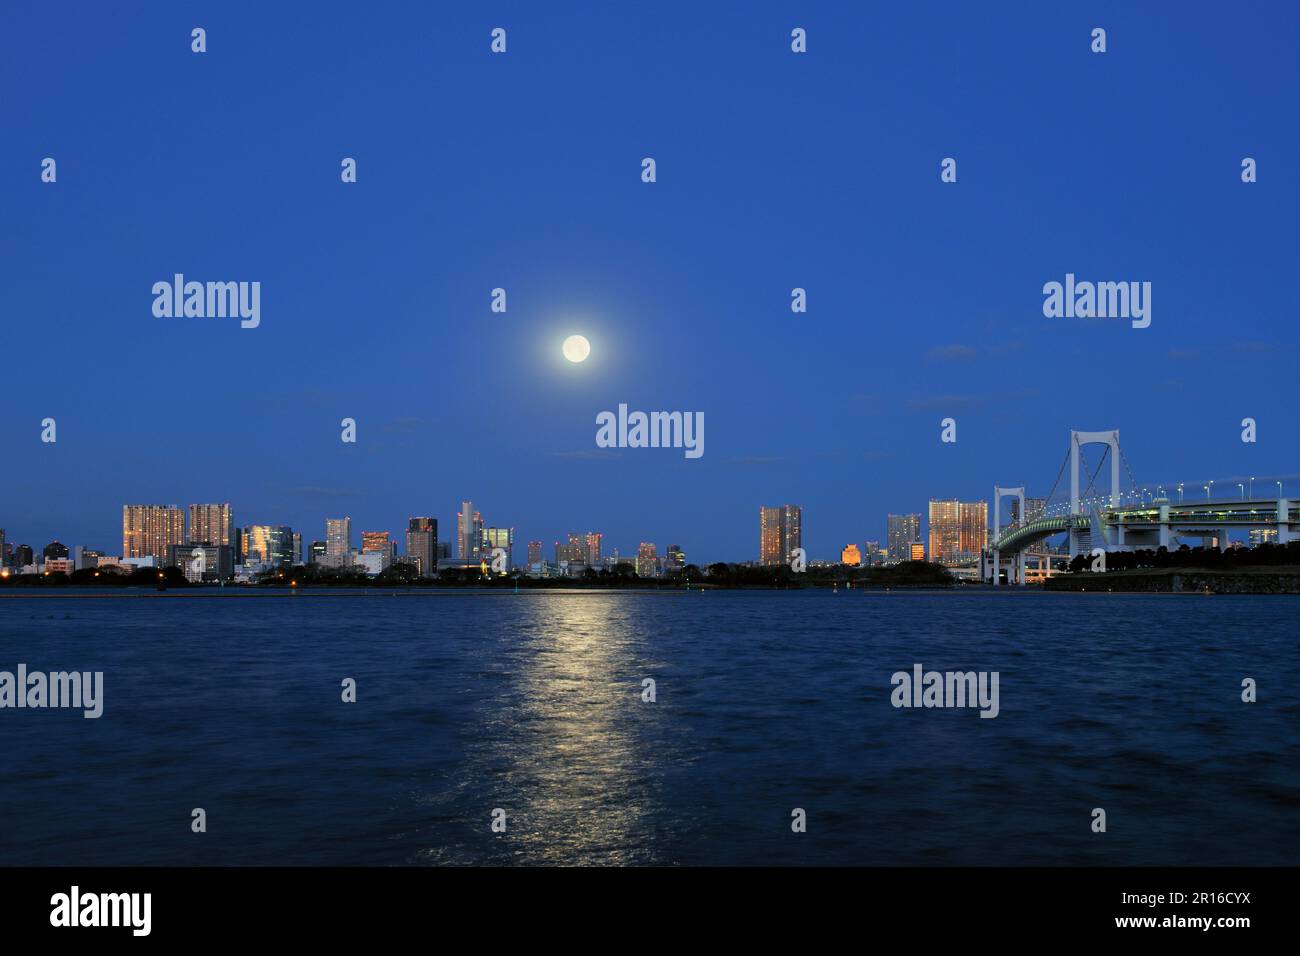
562 334 591 363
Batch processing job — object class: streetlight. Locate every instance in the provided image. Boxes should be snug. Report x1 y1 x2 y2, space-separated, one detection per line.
1238 483 1244 501
1249 477 1255 498
1178 483 1184 504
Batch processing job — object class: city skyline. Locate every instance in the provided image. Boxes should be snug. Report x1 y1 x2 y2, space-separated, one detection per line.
3 470 1298 574
5 5 1297 567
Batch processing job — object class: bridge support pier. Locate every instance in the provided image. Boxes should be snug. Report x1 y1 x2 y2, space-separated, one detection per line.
992 486 1026 584
1069 429 1121 558
1279 499 1293 545
1159 505 1171 549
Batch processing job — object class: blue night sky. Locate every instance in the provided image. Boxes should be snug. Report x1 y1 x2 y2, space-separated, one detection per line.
3 2 1298 563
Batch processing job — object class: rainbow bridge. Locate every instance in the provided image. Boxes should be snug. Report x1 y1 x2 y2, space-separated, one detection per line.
989 430 1299 585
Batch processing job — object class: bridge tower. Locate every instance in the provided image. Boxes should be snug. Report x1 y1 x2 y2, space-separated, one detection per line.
1069 429 1121 557
992 486 1026 586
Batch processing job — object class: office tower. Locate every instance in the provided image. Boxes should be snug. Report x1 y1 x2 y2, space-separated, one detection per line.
43 541 69 561
636 542 658 577
292 533 302 564
123 505 185 562
887 514 921 565
841 544 862 565
910 542 926 561
406 517 438 578
865 540 882 565
457 501 484 559
928 500 988 566
436 541 451 561
553 540 565 564
665 544 685 571
326 517 352 556
561 532 581 565
361 531 391 555
15 544 34 568
759 504 802 566
308 541 327 564
484 527 514 568
0 529 5 567
242 525 295 566
188 503 233 547
527 540 543 565
585 532 603 566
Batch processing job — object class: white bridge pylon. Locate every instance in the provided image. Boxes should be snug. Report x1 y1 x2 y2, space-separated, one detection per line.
991 485 1025 586
1070 429 1120 557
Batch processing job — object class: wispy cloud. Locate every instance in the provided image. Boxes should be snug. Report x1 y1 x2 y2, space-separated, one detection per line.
286 485 363 500
926 342 1022 363
382 417 428 433
927 343 979 362
906 393 985 412
551 449 621 460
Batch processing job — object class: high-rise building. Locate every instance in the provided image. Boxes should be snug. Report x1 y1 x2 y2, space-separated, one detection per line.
167 543 234 582
15 544 35 568
326 517 352 556
361 531 392 555
308 541 327 564
43 541 69 561
759 505 802 566
0 529 6 567
928 500 988 565
887 514 921 565
910 542 926 561
292 533 302 565
566 533 584 565
864 540 882 565
1006 497 1047 526
123 505 185 562
927 500 961 565
527 540 543 565
585 532 603 566
484 527 514 568
406 517 438 577
457 501 484 559
242 525 295 567
636 542 658 577
73 546 104 570
188 503 233 547
665 544 685 571
959 501 988 561
841 544 862 565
